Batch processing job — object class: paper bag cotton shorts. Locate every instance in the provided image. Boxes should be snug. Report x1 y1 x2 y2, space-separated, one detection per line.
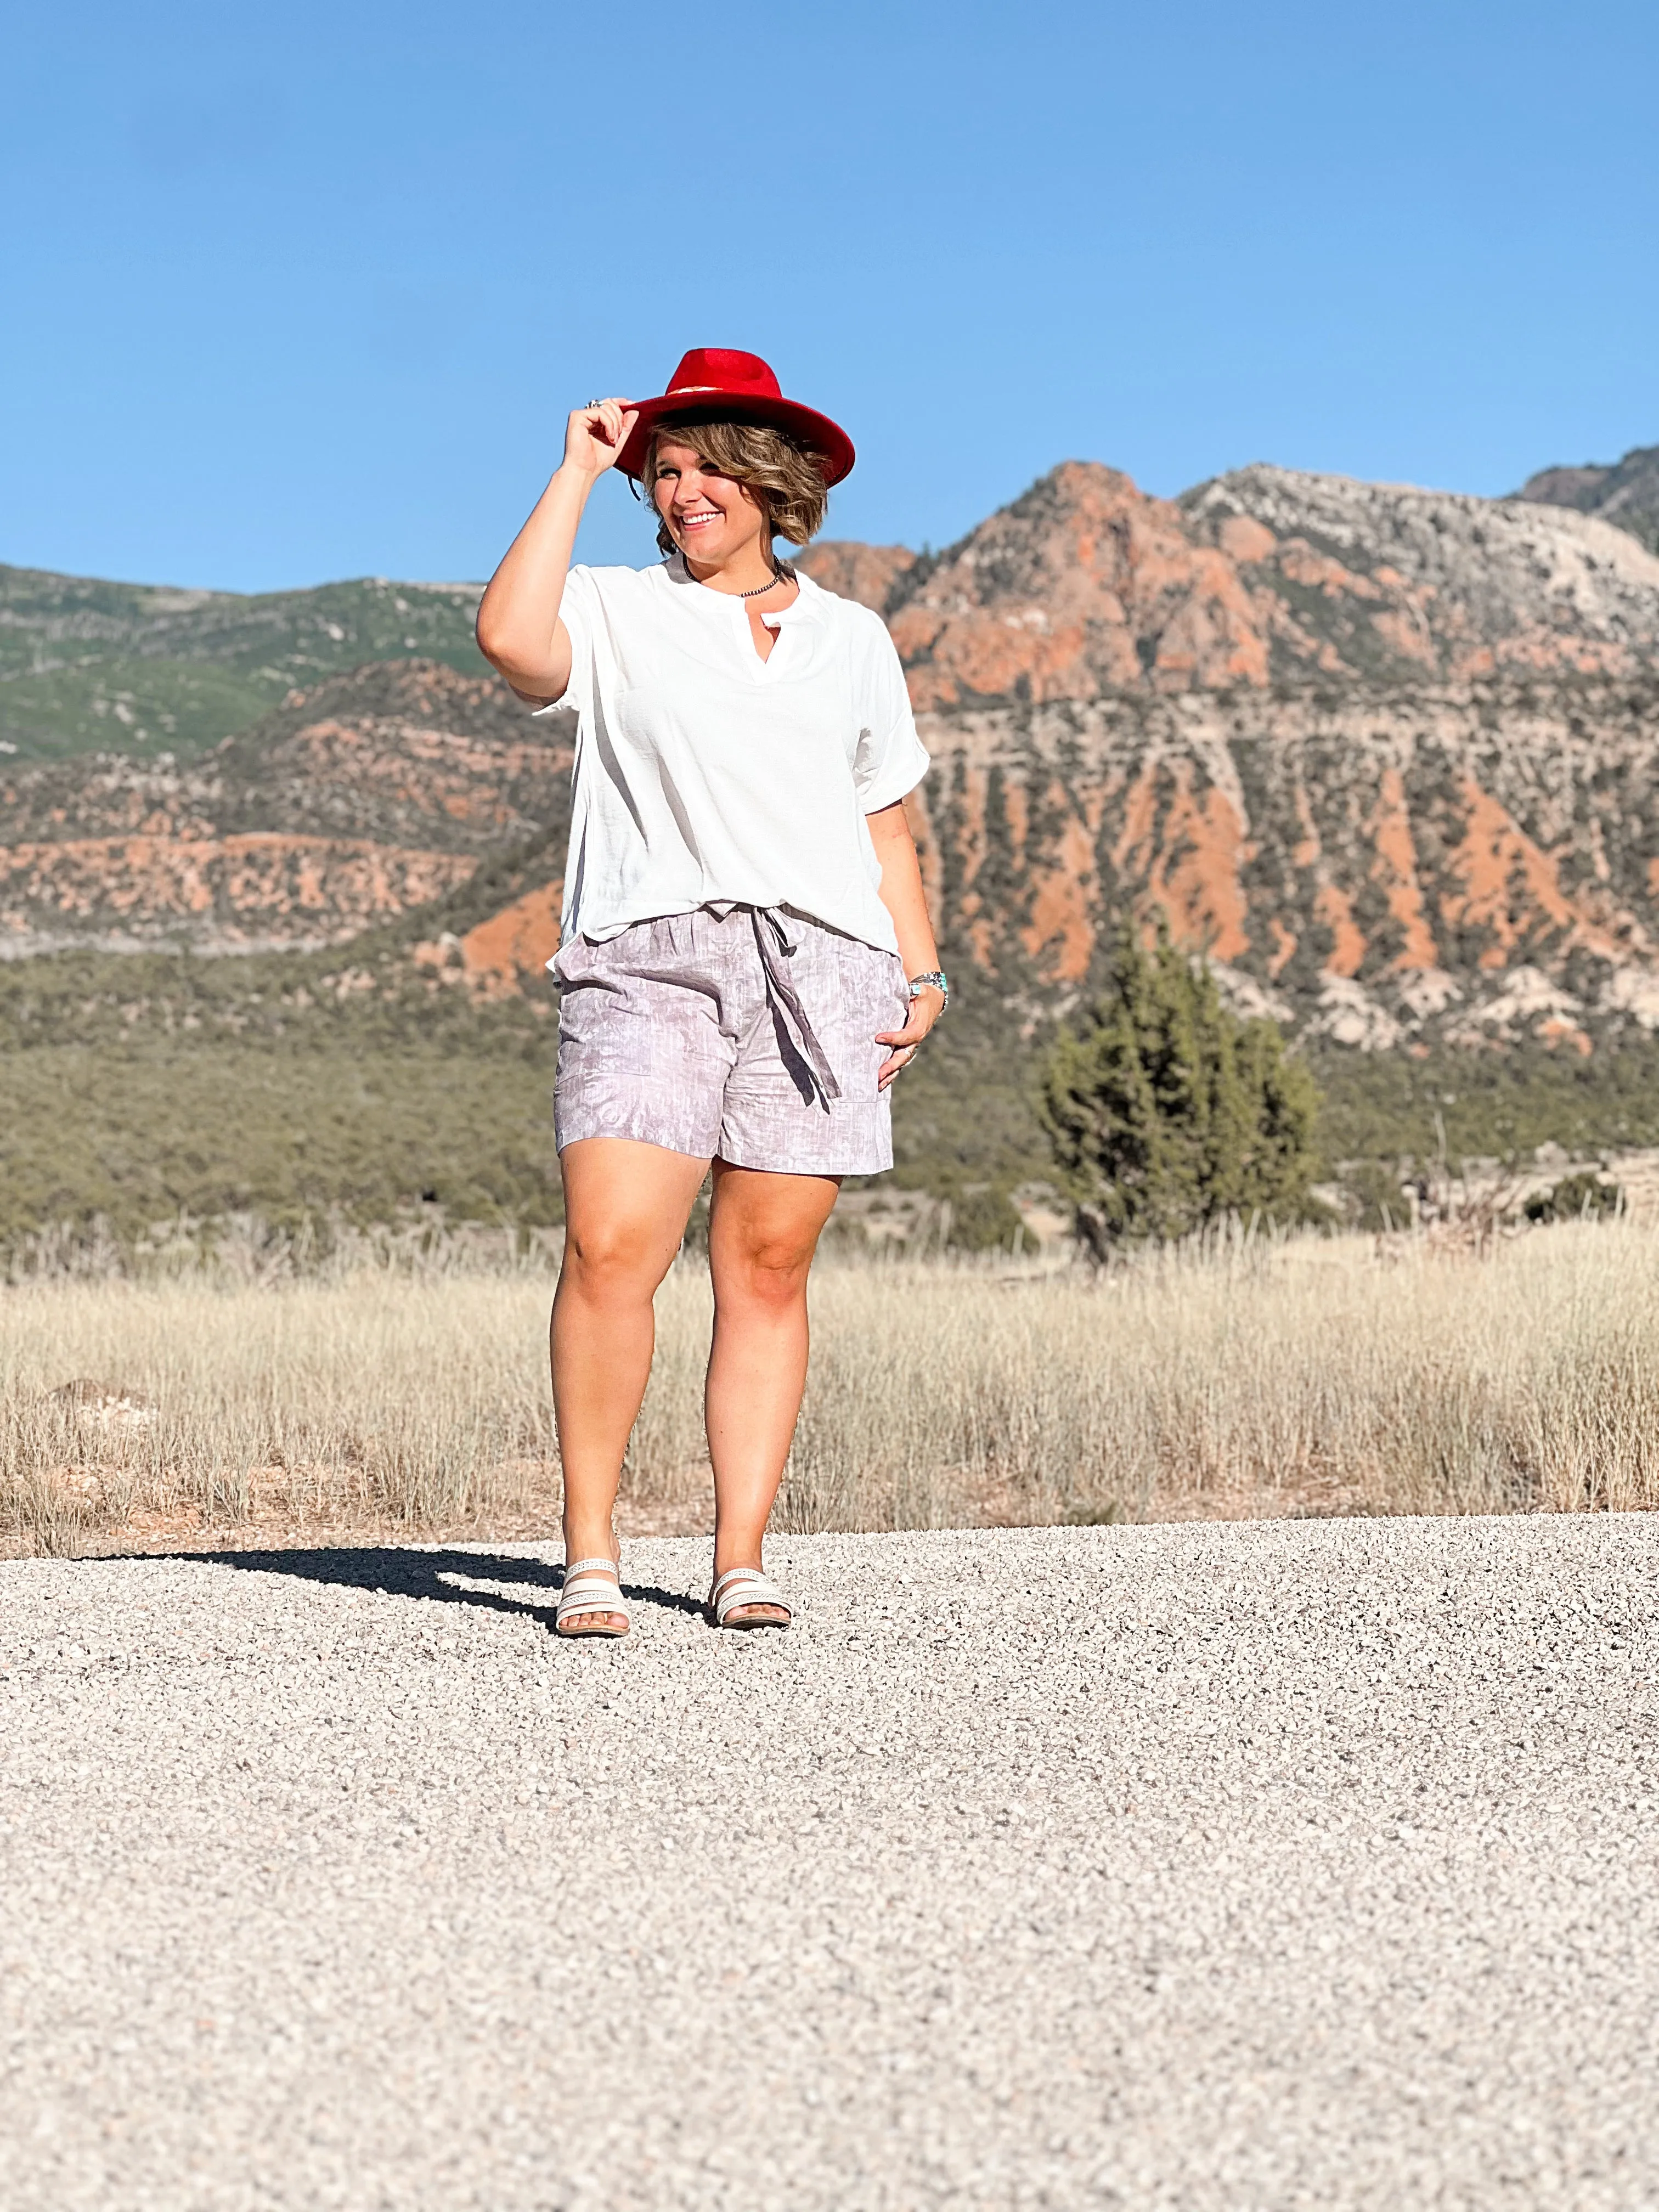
552 905 910 1176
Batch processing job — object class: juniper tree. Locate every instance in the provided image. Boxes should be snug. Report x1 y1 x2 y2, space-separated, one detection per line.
1038 922 1320 1257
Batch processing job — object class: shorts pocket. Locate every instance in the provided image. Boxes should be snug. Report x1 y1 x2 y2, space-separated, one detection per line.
882 950 911 1025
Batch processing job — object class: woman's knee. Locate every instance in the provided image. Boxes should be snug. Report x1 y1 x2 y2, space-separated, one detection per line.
714 1233 816 1312
560 1219 670 1304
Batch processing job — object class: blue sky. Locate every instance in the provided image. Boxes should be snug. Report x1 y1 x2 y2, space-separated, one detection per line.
4 0 1656 591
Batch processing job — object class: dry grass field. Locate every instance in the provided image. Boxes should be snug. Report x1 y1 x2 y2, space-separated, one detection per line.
4 1220 1658 1556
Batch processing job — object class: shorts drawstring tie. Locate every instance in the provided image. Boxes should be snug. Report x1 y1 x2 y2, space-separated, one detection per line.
742 906 842 1111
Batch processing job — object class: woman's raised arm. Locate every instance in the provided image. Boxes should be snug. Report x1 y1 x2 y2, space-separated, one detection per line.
475 398 637 704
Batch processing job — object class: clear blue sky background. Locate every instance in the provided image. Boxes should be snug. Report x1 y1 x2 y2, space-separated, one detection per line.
5 0 1655 592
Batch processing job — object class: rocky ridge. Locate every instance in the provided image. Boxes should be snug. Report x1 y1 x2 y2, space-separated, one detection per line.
806 462 1659 706
906 676 1659 1057
10 458 1659 1053
0 663 570 956
795 464 1659 1053
1514 444 1659 557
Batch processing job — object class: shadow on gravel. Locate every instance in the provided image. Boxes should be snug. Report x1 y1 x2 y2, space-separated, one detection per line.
159 1549 707 1629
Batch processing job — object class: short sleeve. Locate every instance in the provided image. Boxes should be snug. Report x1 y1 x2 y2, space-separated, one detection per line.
852 614 930 812
528 565 601 722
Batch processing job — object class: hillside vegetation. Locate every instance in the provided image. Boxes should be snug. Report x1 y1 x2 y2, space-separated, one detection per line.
0 563 482 763
12 928 1659 1258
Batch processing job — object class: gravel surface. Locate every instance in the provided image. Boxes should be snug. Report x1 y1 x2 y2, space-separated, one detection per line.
3 1516 1658 2210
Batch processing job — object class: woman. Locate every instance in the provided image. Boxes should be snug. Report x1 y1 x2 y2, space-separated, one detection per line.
475 348 946 1637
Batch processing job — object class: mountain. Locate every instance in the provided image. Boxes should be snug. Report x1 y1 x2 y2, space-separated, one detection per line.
798 461 1659 1053
0 661 570 957
0 563 483 764
1512 445 1659 557
10 456 1659 1064
794 541 918 611
901 670 1659 1055
804 461 1659 700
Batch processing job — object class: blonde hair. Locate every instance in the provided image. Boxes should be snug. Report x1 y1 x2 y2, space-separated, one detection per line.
642 417 830 555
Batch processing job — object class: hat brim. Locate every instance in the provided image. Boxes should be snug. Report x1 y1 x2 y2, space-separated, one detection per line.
616 392 855 487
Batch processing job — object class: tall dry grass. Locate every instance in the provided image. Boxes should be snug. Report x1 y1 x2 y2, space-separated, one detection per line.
4 1222 1658 1556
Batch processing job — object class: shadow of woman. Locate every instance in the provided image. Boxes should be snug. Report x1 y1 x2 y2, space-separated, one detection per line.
150 1547 707 1628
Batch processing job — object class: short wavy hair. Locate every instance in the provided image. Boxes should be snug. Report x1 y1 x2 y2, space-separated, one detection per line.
642 416 830 556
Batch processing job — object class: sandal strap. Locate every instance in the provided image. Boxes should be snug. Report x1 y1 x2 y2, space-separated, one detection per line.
711 1566 771 1596
563 1556 619 1578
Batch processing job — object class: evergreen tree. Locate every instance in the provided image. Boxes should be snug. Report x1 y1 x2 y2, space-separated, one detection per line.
1038 921 1321 1256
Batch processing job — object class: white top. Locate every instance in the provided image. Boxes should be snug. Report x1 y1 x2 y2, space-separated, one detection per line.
532 554 930 955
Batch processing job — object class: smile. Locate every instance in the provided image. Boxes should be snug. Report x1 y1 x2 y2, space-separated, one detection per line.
676 510 721 531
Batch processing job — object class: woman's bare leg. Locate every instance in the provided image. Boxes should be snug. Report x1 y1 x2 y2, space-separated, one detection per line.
552 1137 710 1631
705 1161 840 1623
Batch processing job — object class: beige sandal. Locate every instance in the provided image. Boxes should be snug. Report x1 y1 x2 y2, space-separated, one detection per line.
709 1566 792 1630
555 1557 630 1638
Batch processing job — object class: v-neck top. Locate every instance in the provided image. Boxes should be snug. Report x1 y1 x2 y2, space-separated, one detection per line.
532 554 930 954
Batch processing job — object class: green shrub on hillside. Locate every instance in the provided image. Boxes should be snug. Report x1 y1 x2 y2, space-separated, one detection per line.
1038 923 1321 1256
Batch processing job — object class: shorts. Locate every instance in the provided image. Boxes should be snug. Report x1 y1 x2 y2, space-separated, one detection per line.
551 904 910 1176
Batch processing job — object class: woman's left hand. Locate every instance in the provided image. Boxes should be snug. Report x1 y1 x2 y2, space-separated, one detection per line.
876 984 945 1090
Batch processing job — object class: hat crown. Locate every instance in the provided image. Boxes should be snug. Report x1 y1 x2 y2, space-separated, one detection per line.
614 347 854 486
663 348 782 402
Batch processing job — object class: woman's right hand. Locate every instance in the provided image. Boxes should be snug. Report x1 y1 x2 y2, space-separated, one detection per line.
476 396 637 701
563 398 639 481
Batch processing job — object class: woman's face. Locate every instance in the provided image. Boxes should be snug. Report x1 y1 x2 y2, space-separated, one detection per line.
651 442 767 565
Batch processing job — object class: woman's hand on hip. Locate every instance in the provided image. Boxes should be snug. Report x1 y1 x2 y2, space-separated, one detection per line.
562 398 639 481
876 984 944 1090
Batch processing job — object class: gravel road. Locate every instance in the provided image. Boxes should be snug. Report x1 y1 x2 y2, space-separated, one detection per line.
3 1516 1658 2210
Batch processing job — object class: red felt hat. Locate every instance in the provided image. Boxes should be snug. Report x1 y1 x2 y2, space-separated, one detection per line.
615 348 855 486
